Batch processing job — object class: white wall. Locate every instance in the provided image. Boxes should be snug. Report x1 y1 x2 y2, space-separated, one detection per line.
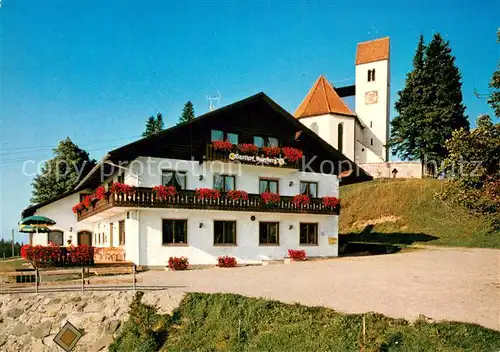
295 114 356 161
31 193 93 246
136 208 338 266
355 59 390 162
128 157 339 198
359 162 422 179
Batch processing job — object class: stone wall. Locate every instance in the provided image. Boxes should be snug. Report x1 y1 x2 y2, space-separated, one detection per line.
359 162 422 179
0 290 184 352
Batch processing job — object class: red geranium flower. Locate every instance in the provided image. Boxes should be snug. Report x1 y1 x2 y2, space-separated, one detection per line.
262 146 281 157
261 192 280 204
226 190 249 201
293 194 311 207
212 140 233 152
282 147 303 162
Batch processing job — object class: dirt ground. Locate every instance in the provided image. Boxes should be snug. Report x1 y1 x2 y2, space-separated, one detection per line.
140 247 500 331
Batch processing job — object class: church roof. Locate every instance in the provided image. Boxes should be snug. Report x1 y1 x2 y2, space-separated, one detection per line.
356 37 390 65
294 75 356 119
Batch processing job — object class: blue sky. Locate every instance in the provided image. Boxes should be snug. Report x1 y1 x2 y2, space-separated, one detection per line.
0 0 498 242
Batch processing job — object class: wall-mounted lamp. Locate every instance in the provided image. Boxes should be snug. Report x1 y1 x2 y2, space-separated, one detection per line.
289 181 294 187
69 227 73 232
289 224 294 230
199 175 204 181
199 222 204 228
250 215 256 221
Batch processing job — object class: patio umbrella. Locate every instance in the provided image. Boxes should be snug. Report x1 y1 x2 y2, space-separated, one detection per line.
18 215 56 226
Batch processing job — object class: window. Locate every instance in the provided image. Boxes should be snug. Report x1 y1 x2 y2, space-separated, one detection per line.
337 123 343 153
162 219 187 245
300 223 318 245
117 173 125 184
370 121 373 128
370 138 374 146
367 69 376 82
48 230 64 246
162 170 187 190
119 220 125 246
211 129 239 144
259 179 278 193
299 181 318 198
253 136 280 147
214 174 235 192
259 222 279 245
214 221 236 245
310 122 319 134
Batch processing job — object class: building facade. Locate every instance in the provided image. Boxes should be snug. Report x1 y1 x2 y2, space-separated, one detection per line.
24 93 370 266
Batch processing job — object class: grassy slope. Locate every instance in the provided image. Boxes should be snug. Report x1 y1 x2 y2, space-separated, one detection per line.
111 292 500 352
340 179 499 248
0 258 29 272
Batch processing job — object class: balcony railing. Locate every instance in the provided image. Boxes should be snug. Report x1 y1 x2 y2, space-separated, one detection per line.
77 188 338 221
205 144 299 169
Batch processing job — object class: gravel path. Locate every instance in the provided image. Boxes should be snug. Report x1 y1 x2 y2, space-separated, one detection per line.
140 247 500 331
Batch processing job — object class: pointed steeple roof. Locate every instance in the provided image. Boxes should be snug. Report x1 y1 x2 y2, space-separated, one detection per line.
294 75 356 119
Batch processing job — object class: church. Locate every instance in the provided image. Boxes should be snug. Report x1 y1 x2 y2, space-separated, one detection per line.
294 37 421 178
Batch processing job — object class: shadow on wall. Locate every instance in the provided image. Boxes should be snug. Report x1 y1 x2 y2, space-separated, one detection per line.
339 224 439 256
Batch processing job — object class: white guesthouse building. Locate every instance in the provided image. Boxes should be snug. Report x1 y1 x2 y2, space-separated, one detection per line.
23 93 370 266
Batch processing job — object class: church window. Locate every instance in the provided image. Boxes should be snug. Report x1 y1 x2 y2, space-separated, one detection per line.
370 138 374 146
367 69 376 82
370 121 373 128
337 123 343 153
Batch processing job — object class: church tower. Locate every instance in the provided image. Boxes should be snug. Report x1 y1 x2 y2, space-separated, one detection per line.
355 37 390 162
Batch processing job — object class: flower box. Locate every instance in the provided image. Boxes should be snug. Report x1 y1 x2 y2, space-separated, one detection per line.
152 185 177 200
212 140 233 152
322 196 340 208
226 190 249 201
237 143 259 155
262 146 281 157
260 192 281 205
287 249 307 261
282 147 303 162
110 182 137 196
195 188 221 200
293 194 311 207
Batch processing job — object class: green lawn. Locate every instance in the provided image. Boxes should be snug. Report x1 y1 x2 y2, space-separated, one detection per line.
340 179 499 249
0 258 29 272
110 292 500 352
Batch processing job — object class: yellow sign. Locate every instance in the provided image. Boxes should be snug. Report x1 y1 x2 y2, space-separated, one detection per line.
328 236 337 245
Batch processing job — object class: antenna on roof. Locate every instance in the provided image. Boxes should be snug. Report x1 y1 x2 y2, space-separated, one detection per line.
206 90 221 111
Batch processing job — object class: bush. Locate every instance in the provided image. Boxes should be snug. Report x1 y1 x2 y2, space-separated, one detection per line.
288 249 307 261
217 256 237 268
21 244 94 268
168 257 189 271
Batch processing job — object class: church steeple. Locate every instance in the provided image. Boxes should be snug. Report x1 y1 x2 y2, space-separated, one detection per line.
294 75 355 119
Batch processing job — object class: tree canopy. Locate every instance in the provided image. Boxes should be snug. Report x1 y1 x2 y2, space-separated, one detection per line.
142 113 164 137
390 34 469 169
31 138 96 204
178 101 195 125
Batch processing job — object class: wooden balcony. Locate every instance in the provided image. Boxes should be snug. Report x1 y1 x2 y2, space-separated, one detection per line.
77 188 338 221
205 144 299 169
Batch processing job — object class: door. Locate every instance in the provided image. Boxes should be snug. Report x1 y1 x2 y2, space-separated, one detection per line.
109 223 114 247
78 231 92 246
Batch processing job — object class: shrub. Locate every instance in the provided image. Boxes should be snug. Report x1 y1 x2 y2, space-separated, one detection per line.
293 194 311 206
21 244 94 267
195 188 221 200
282 147 303 162
322 196 340 208
288 249 307 261
212 140 233 152
262 146 281 157
261 192 281 205
226 190 249 201
168 257 189 271
237 143 259 155
152 185 178 200
217 256 237 268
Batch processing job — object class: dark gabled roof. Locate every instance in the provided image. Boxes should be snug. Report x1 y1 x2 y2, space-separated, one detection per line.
76 92 371 191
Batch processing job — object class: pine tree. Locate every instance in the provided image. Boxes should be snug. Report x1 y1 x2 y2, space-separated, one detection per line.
31 138 96 204
178 101 195 125
142 113 164 137
390 34 469 170
390 35 427 161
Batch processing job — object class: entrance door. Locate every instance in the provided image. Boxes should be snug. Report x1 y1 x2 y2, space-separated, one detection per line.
109 223 114 247
78 231 92 246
